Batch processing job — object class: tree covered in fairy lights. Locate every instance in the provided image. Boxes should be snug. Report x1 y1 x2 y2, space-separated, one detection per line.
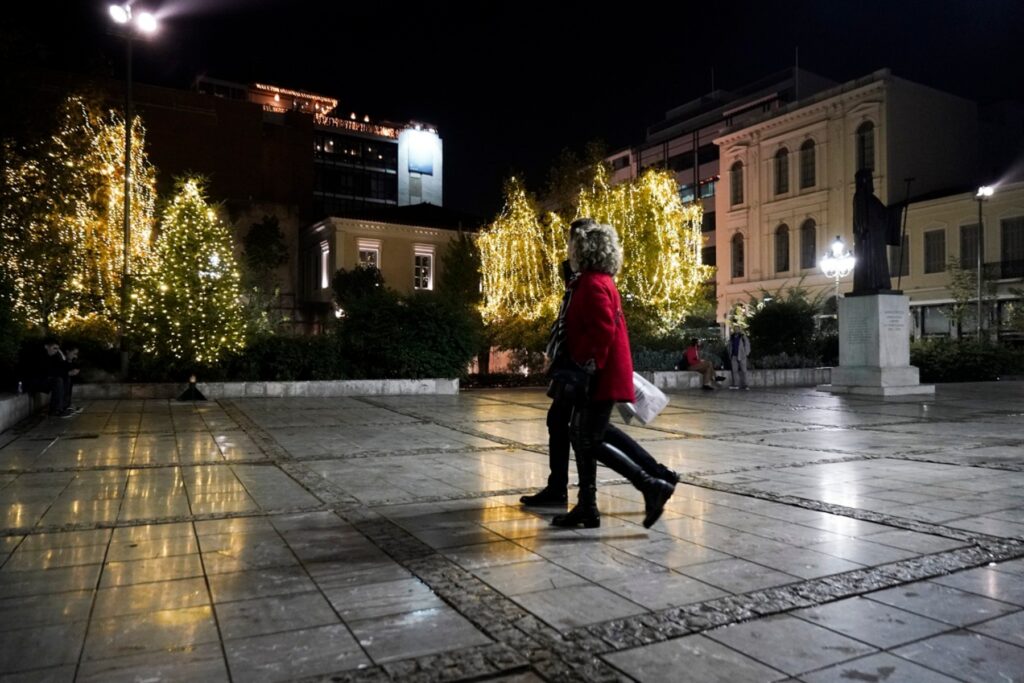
0 95 156 333
130 177 246 365
477 177 566 327
576 165 711 333
477 165 712 345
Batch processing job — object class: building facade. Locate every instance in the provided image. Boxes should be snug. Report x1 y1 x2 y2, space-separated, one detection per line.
605 69 836 291
895 182 1024 340
713 69 987 330
301 204 479 322
194 78 444 217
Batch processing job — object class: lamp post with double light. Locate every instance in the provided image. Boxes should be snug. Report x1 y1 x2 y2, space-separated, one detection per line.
108 3 158 376
820 236 856 311
976 185 994 339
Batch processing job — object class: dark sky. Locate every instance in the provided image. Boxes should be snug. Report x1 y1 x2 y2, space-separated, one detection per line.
8 0 1024 217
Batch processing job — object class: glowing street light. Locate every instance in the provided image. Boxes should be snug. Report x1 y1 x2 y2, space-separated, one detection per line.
108 4 158 375
108 4 130 23
975 185 995 338
820 236 855 305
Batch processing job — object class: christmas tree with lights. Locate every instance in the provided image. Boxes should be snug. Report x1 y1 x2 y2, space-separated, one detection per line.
131 177 245 365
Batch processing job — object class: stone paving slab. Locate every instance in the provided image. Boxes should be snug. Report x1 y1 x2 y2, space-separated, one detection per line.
0 382 1022 681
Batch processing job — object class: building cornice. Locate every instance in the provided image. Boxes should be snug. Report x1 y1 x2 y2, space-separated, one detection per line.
715 73 890 147
330 217 449 239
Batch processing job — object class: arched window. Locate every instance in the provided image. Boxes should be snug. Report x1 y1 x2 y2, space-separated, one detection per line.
730 161 744 206
774 148 789 195
799 139 816 189
731 233 745 278
856 121 875 173
775 224 790 273
800 219 817 269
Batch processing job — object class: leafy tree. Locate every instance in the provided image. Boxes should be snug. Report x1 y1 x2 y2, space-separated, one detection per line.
541 141 608 214
242 215 288 284
241 214 289 335
331 265 385 311
438 231 488 367
745 284 824 359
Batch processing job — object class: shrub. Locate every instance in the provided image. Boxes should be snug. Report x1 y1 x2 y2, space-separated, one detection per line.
338 290 477 379
748 298 817 359
632 348 681 372
225 334 348 381
754 353 821 369
911 339 1024 383
462 373 548 389
0 271 24 392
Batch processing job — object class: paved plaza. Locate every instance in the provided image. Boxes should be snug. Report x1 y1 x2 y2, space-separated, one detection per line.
1 382 1023 682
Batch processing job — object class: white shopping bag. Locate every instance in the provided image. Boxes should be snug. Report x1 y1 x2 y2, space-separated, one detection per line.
618 372 669 425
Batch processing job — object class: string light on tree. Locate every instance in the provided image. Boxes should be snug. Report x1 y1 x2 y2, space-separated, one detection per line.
130 177 246 365
0 96 155 333
476 165 711 338
576 165 710 332
477 178 565 324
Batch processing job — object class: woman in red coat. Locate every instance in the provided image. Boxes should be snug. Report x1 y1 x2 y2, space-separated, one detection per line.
552 219 675 529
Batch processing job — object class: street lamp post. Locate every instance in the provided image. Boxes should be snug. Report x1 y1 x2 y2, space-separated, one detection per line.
108 4 157 377
976 185 994 340
820 235 856 310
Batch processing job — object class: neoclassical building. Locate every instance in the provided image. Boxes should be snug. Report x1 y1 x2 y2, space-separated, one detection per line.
710 69 1024 338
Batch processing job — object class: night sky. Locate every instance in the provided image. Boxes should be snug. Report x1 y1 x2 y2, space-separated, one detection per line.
7 0 1024 217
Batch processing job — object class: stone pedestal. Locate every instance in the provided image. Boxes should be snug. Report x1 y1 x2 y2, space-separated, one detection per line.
819 294 934 396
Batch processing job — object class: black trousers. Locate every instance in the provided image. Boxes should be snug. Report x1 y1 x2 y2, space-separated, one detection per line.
545 397 667 488
46 376 72 414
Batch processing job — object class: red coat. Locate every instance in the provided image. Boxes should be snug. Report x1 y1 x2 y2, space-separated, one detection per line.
565 271 635 402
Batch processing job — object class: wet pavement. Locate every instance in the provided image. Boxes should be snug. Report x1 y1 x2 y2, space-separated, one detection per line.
1 382 1022 682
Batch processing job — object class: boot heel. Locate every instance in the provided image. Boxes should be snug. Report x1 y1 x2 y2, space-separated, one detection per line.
552 504 600 528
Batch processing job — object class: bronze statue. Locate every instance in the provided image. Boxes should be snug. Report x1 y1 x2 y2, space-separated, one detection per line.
852 170 904 294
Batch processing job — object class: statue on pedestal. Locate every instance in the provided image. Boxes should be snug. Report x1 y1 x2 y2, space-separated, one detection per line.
852 170 905 294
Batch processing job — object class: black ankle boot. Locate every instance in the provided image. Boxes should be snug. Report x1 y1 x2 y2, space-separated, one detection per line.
520 487 568 506
551 497 600 528
553 453 598 527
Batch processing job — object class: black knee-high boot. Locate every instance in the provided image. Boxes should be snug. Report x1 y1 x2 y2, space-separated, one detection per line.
604 424 680 487
592 442 675 528
551 452 599 528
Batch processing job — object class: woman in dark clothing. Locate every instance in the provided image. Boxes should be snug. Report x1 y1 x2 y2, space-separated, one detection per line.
552 219 675 529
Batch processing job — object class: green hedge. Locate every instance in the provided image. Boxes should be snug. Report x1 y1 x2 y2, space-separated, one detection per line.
11 289 479 384
337 290 477 379
911 339 1024 383
462 373 548 389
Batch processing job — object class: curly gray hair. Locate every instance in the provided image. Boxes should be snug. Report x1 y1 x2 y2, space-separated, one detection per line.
568 218 623 275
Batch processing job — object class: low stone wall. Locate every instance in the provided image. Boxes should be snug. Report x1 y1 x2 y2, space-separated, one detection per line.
641 368 831 391
74 379 460 400
0 393 47 434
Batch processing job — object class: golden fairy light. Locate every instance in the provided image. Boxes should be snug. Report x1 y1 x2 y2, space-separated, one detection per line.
576 165 711 330
0 95 156 332
477 166 712 334
477 178 564 323
129 178 246 364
